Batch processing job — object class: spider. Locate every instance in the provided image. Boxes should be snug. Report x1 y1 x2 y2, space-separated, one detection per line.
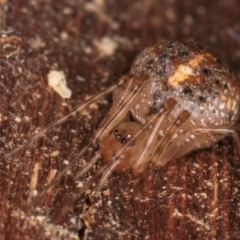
6 40 240 207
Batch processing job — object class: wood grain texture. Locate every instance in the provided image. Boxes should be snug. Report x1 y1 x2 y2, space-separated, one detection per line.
0 0 240 239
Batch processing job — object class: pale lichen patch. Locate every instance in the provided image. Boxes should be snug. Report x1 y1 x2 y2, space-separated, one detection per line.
172 208 183 218
94 36 118 57
27 214 78 239
186 213 210 230
84 95 99 110
49 150 59 157
29 35 45 49
76 181 84 188
30 161 41 191
47 70 72 98
63 160 69 165
45 169 58 186
14 116 22 123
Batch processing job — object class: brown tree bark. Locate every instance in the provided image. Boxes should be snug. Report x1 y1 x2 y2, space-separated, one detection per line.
0 1 240 239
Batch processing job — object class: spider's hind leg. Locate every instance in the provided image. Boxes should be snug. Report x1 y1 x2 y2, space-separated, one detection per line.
195 128 240 150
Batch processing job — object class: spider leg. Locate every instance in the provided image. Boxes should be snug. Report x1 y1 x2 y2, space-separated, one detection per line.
107 98 177 165
74 152 101 181
72 161 113 203
152 110 191 167
154 127 240 166
5 82 119 158
60 160 114 216
32 74 148 204
171 134 216 160
31 143 100 205
195 128 240 149
128 98 178 172
95 160 120 194
95 74 149 140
